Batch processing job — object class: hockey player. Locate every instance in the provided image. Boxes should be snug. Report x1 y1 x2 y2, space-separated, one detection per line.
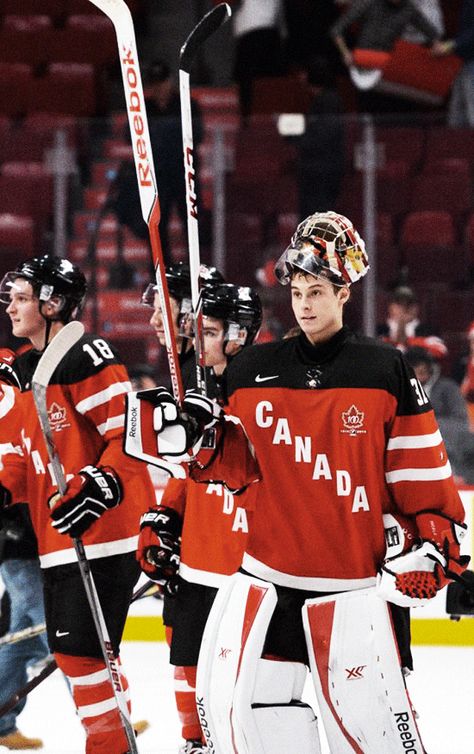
0 255 155 754
135 283 262 754
0 349 50 751
127 212 469 753
138 263 228 753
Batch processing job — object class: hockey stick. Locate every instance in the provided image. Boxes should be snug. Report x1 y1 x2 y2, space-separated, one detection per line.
0 622 46 647
0 579 159 718
0 657 58 718
88 0 183 404
31 321 139 754
179 3 232 395
0 583 159 648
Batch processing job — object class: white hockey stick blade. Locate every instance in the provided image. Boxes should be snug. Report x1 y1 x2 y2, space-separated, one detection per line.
180 3 231 72
89 0 184 404
32 322 84 388
88 0 157 225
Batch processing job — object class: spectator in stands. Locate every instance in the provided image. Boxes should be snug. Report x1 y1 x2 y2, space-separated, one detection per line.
113 60 203 264
403 0 444 43
460 320 474 430
405 343 473 482
432 0 474 127
331 0 441 78
284 1 340 72
231 0 287 117
377 285 437 351
296 55 346 218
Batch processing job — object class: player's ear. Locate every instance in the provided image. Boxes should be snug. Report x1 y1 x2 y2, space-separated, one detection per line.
338 285 350 304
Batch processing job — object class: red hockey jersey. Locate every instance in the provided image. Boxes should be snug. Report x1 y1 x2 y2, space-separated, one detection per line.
161 477 253 587
0 333 153 568
191 328 465 590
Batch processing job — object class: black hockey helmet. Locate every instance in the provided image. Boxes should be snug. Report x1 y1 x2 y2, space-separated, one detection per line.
141 263 225 307
202 283 262 346
0 254 87 322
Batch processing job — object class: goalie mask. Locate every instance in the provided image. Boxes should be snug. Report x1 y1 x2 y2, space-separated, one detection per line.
202 284 262 346
0 255 87 322
274 211 369 287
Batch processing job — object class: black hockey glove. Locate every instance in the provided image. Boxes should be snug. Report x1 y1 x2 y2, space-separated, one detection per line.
137 506 182 596
49 465 123 538
137 387 222 461
0 349 20 390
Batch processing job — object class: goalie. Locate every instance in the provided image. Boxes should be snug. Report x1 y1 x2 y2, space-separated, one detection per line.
126 212 469 753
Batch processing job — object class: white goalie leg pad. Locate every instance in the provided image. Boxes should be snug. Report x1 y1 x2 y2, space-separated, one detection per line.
196 572 320 754
196 572 277 754
302 588 426 754
248 659 321 754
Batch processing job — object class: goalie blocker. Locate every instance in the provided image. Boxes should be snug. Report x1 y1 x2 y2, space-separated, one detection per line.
197 573 425 754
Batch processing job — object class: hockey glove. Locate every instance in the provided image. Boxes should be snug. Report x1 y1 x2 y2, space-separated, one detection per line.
137 506 182 596
137 387 222 462
0 349 20 390
377 512 469 607
49 465 123 538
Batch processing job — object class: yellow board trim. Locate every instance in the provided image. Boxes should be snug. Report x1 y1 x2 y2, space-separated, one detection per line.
411 618 474 646
123 615 474 646
123 616 166 642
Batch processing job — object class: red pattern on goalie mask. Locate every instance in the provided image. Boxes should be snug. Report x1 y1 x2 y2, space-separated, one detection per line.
274 211 369 286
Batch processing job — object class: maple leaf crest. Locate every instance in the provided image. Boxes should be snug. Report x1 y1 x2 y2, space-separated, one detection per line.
48 402 66 428
342 404 364 430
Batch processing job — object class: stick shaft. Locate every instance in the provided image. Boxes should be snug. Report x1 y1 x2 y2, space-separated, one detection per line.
88 0 183 401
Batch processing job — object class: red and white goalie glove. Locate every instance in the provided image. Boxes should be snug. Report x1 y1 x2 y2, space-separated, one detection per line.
124 386 222 465
377 512 470 607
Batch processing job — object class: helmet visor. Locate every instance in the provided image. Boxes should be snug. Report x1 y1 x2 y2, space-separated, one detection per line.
0 272 35 304
274 245 345 286
141 283 156 308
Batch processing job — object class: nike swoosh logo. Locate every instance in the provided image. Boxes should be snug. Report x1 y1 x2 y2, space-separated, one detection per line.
255 374 279 383
55 630 69 637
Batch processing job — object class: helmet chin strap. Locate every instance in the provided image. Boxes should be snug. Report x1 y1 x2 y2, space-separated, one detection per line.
39 300 63 351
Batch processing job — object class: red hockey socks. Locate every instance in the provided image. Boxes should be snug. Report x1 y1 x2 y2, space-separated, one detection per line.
55 652 131 754
165 627 204 743
175 665 204 742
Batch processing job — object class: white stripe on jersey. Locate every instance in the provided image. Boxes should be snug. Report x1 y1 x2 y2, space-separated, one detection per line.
69 668 110 686
242 552 377 591
385 460 452 484
39 535 138 568
96 414 125 436
0 384 15 418
75 381 131 415
387 430 443 450
179 562 230 588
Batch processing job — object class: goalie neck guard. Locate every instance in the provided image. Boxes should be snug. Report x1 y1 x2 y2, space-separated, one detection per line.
274 211 369 287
